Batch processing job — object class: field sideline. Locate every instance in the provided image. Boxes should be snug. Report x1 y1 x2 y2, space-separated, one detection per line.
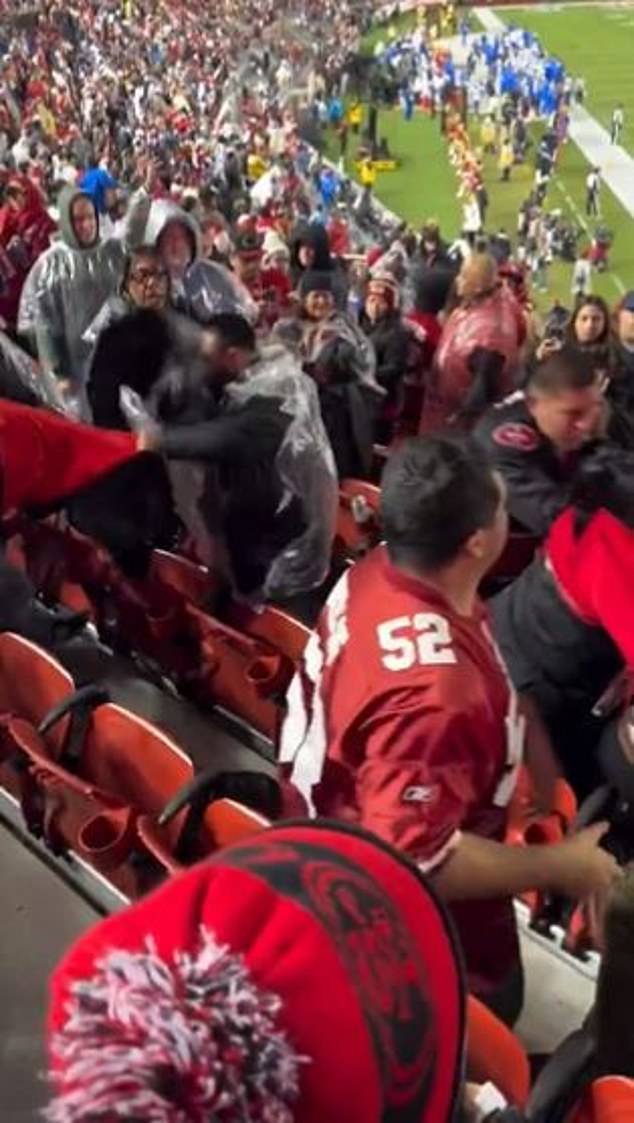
341 4 634 308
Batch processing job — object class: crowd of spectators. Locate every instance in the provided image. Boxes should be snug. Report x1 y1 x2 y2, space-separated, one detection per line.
1 2 634 1121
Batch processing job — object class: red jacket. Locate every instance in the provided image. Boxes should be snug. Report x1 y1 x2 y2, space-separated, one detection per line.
280 545 524 998
0 399 139 512
421 285 524 432
0 177 56 328
547 507 634 668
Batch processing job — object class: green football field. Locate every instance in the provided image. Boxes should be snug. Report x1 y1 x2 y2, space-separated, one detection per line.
343 4 634 309
502 4 634 154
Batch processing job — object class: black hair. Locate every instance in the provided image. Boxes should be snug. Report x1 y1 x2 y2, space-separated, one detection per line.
380 435 500 570
206 312 256 352
122 244 165 290
528 345 601 395
570 445 634 536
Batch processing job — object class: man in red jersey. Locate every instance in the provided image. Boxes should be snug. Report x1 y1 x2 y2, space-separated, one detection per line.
280 435 620 1025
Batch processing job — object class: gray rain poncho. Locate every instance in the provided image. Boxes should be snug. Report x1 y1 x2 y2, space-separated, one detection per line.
226 344 338 599
18 185 150 387
143 199 258 325
0 330 67 411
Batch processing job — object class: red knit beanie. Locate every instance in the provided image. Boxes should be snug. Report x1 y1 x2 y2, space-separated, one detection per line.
46 822 465 1122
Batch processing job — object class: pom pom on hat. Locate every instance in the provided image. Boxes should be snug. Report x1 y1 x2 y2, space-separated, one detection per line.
46 928 304 1123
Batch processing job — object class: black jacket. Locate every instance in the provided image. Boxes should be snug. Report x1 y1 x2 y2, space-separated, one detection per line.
161 395 305 595
475 394 634 536
360 311 410 403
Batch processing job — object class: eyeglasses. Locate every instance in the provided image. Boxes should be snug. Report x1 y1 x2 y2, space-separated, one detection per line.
129 267 169 286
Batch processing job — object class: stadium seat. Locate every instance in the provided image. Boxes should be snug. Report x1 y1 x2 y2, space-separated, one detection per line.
566 1077 634 1123
148 549 218 607
506 767 577 849
0 632 74 748
224 600 310 663
183 604 293 742
466 994 531 1110
0 690 197 896
334 478 382 561
149 550 310 661
137 768 276 876
506 766 577 921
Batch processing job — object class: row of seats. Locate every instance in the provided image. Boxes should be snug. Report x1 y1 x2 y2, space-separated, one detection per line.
4 499 589 951
0 636 623 1121
0 509 630 1119
0 630 277 897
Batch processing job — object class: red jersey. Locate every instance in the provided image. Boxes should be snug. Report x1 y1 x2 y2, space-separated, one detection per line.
280 546 525 997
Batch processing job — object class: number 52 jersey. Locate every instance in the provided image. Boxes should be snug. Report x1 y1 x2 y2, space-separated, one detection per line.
279 544 525 997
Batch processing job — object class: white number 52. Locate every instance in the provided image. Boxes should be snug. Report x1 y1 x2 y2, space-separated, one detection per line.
377 613 457 671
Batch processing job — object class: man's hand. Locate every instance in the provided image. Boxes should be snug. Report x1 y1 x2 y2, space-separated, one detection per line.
136 427 161 453
549 821 621 899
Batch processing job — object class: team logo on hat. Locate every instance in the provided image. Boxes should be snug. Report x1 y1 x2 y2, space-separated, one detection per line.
220 839 437 1121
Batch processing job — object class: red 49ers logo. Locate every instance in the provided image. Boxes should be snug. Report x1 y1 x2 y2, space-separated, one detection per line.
492 422 539 451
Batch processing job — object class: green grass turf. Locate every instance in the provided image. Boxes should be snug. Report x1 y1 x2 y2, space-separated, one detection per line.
473 121 634 308
501 5 634 155
324 107 461 230
346 7 634 309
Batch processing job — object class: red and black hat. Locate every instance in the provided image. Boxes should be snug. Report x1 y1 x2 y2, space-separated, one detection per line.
46 822 466 1122
367 273 401 310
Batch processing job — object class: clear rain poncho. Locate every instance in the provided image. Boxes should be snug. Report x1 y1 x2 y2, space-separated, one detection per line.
121 342 338 601
142 198 259 325
225 343 338 599
18 185 151 388
0 329 67 412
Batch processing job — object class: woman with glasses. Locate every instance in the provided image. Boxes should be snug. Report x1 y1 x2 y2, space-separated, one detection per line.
85 245 202 430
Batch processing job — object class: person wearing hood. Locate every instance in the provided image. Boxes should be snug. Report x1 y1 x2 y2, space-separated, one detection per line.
18 178 151 402
360 274 411 441
0 174 56 333
145 196 259 325
290 221 348 311
275 270 382 479
85 245 208 430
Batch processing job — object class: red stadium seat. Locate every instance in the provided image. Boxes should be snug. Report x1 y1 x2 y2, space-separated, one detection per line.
224 600 310 663
506 767 577 848
0 632 74 749
566 1077 634 1123
149 550 310 661
183 605 293 742
137 796 270 877
466 995 531 1109
0 633 76 807
148 549 219 607
0 695 196 897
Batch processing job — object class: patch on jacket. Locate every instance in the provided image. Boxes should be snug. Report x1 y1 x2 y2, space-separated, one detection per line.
492 421 540 451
